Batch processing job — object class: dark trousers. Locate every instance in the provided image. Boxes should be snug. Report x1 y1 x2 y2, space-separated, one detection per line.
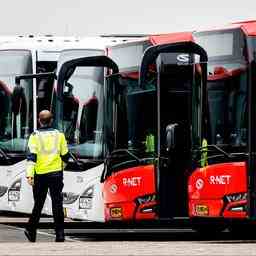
28 171 64 235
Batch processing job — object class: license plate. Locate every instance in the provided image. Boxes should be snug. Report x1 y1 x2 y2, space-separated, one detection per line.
8 190 20 201
195 205 209 216
79 197 92 209
110 207 122 218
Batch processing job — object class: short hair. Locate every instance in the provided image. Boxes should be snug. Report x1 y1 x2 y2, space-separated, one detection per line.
39 110 53 126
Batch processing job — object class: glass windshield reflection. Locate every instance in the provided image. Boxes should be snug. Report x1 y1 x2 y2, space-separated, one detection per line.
195 28 248 152
207 64 248 148
0 50 33 153
115 73 157 155
59 66 104 159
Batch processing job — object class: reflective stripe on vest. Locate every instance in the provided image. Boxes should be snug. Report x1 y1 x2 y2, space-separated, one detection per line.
36 130 59 155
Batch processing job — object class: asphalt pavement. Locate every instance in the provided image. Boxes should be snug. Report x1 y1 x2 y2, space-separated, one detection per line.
1 221 256 255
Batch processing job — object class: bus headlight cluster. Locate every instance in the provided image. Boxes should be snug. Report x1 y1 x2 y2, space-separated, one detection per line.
224 192 247 203
229 205 246 212
8 179 21 201
79 186 94 209
0 186 8 197
63 192 79 204
136 194 156 205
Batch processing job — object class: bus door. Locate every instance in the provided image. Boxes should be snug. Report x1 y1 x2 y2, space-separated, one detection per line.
140 42 208 219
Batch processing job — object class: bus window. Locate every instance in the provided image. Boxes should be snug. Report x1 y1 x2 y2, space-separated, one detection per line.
0 50 33 155
60 66 104 159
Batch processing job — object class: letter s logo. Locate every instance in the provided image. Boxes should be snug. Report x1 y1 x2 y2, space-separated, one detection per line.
177 54 189 63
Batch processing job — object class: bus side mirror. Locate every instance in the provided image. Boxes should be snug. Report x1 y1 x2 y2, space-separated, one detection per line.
166 123 178 152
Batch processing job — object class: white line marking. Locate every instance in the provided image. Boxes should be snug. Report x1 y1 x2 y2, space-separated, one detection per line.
8 225 78 242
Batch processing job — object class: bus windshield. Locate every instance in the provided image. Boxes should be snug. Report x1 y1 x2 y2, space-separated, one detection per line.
58 66 104 159
207 65 247 148
0 50 33 154
250 37 256 56
113 73 157 156
194 29 248 154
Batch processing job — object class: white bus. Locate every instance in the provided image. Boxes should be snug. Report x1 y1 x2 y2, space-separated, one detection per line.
0 35 96 215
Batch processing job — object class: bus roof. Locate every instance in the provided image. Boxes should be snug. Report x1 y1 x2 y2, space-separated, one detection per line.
0 36 140 51
149 32 193 45
196 20 256 36
107 32 194 49
232 20 256 36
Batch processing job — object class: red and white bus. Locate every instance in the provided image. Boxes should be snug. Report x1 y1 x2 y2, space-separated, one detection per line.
101 32 207 222
188 20 256 232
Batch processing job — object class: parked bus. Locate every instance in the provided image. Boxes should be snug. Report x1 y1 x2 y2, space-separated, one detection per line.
188 20 256 232
100 33 208 222
48 36 145 221
0 35 109 215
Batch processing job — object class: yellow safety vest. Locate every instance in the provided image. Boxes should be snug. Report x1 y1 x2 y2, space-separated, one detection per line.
26 129 68 177
200 138 208 167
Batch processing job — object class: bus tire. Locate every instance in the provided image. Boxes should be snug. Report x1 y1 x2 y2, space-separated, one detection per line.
191 218 227 235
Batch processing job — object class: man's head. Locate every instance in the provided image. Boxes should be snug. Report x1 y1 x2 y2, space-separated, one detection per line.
38 110 53 127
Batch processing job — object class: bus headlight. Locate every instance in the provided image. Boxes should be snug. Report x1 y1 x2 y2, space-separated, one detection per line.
0 186 8 197
79 186 94 209
8 179 21 201
63 192 79 204
136 194 156 205
224 192 247 203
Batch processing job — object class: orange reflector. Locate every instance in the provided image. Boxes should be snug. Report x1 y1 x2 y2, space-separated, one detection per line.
63 208 67 218
195 205 209 216
110 207 122 218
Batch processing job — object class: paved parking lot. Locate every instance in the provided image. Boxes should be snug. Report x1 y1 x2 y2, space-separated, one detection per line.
1 222 256 255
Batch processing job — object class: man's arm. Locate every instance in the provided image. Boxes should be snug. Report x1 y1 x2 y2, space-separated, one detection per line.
61 152 71 163
60 132 70 163
26 134 37 185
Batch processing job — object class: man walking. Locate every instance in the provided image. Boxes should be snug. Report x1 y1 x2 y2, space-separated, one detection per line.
25 110 70 242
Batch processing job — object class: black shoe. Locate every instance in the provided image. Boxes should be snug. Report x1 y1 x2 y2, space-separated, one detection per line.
55 230 65 242
24 229 36 242
55 235 65 242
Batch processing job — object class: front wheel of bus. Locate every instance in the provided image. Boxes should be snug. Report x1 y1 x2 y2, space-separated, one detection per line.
191 218 227 237
228 222 256 238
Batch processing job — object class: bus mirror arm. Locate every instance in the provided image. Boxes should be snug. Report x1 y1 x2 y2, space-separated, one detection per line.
166 123 178 152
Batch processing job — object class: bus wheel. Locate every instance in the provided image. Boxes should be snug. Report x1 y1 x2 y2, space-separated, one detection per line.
228 222 256 238
191 219 227 236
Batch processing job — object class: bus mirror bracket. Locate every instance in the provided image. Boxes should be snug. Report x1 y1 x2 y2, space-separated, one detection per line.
166 123 178 152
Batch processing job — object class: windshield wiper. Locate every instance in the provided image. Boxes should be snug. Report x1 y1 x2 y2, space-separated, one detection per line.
67 152 103 170
201 144 230 158
0 147 10 162
108 148 155 164
198 144 247 160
